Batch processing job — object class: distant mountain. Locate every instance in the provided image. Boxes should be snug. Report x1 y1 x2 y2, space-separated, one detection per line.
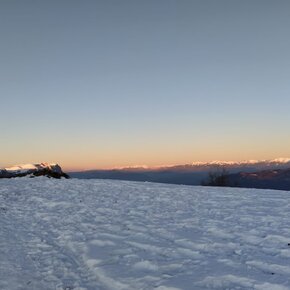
227 168 290 191
69 158 290 187
0 163 69 179
145 158 290 173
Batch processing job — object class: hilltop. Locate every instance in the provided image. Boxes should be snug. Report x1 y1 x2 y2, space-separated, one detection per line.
0 163 69 179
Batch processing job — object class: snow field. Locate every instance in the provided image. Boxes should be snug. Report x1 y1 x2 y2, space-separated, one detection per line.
0 178 290 289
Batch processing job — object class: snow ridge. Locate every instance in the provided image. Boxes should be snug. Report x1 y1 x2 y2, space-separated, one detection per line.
0 163 69 179
116 158 290 171
4 163 57 173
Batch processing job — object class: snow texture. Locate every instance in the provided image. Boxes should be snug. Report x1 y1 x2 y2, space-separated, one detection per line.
0 178 290 290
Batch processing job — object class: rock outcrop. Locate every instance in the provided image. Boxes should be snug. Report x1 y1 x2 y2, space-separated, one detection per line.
0 163 69 179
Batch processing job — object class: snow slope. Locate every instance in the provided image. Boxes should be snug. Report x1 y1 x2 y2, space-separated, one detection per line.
0 178 290 290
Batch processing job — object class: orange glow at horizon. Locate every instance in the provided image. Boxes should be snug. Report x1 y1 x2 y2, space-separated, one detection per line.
2 132 290 172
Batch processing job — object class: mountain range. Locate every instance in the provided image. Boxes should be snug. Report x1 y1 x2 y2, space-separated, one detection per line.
69 158 290 190
2 159 290 190
226 168 290 191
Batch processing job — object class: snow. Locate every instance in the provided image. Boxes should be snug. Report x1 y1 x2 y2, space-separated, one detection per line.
192 158 290 166
271 158 290 163
4 163 57 173
4 164 38 171
108 158 290 171
0 178 290 290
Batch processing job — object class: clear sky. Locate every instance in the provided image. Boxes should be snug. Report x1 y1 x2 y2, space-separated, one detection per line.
1 0 290 170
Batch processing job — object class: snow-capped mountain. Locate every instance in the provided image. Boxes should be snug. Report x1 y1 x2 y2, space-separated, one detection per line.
0 163 69 179
70 158 290 187
154 158 290 172
111 158 290 172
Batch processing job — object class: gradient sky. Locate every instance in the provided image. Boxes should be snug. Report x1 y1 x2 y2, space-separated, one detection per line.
1 0 290 170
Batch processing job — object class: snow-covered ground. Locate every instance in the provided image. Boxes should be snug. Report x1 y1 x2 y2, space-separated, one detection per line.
0 178 290 290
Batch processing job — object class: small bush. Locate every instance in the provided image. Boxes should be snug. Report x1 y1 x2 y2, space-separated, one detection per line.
201 167 230 187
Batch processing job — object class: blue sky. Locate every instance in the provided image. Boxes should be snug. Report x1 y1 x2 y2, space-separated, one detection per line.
1 0 290 170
